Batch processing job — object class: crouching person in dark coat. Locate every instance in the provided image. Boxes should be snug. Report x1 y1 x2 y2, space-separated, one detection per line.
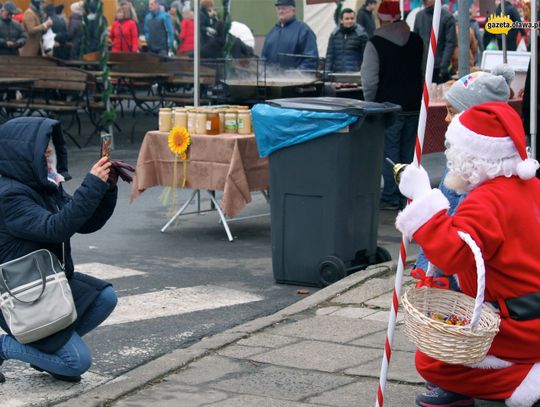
0 117 119 383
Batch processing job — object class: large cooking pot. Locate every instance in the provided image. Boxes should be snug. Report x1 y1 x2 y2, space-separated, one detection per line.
222 79 323 100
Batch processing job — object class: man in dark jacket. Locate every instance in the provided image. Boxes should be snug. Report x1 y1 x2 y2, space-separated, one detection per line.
361 0 424 209
144 0 174 55
356 0 377 38
262 0 319 71
414 0 456 83
0 117 121 383
0 2 26 55
326 8 368 74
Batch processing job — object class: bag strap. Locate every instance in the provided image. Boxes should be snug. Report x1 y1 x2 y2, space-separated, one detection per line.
0 254 47 304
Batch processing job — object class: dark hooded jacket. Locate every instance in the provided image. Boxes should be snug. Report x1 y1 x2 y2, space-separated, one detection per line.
0 117 117 353
325 23 368 73
414 5 456 80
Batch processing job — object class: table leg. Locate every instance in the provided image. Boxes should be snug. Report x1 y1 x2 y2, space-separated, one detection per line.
160 189 199 233
204 190 233 242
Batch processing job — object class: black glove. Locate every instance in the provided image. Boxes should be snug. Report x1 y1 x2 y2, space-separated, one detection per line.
107 160 135 190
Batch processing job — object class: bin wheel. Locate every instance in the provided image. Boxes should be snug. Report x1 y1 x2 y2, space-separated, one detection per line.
375 246 392 263
318 256 346 287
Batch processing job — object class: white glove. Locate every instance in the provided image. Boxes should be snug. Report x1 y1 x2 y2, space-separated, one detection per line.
398 165 431 201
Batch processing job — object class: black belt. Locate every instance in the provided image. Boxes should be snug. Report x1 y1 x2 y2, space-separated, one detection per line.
491 292 540 321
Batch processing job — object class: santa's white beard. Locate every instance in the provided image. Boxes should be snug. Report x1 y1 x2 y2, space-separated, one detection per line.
443 171 470 195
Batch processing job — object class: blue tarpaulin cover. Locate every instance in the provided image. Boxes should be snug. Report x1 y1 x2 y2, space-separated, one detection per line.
252 104 359 157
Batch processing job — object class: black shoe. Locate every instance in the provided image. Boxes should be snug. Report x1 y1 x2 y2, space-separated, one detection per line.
30 364 81 383
416 386 474 406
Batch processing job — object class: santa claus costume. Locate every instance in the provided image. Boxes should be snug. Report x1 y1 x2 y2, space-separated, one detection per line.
396 102 540 406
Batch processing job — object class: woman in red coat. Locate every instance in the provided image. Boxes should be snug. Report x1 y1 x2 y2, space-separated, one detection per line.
110 6 138 53
178 10 194 55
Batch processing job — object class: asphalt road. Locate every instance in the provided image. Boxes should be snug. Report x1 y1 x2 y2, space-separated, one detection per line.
62 144 310 378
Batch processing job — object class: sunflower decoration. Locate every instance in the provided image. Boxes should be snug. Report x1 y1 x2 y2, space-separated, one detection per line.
168 126 191 158
165 126 191 215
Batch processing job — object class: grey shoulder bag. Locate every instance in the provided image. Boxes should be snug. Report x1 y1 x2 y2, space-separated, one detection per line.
0 247 77 344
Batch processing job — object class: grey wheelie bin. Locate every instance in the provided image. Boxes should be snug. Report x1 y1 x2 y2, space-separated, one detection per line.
252 97 401 287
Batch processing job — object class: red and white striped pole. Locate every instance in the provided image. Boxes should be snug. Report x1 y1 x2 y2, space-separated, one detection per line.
375 0 442 406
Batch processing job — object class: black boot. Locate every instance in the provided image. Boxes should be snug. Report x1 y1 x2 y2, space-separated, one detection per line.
30 364 81 383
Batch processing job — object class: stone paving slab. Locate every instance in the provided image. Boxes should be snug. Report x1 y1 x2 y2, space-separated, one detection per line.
207 364 356 401
305 378 424 407
329 306 380 319
114 383 229 407
249 340 381 373
172 356 248 386
345 350 423 384
217 344 272 359
236 333 300 349
349 325 416 352
332 278 396 305
203 395 328 407
269 315 387 343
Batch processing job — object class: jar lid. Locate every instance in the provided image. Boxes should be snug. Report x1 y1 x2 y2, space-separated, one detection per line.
160 108 172 111
174 107 187 112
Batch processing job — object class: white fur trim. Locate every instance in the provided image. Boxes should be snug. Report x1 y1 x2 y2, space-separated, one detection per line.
507 363 540 407
516 159 539 180
465 355 513 369
395 189 450 240
446 115 518 160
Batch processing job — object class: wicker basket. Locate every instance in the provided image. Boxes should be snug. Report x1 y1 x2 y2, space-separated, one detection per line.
402 231 501 365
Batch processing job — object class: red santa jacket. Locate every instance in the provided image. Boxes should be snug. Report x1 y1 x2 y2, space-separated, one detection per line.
397 176 540 363
110 18 139 53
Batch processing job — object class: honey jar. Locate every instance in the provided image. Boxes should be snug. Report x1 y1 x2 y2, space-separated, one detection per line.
187 108 196 134
218 109 225 133
158 108 172 132
205 109 220 135
173 107 187 129
237 110 252 134
224 109 237 133
195 110 207 135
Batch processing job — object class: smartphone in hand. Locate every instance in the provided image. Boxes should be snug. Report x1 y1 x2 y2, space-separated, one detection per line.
100 133 112 158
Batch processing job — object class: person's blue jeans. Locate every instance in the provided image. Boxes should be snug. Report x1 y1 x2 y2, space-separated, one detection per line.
381 112 419 205
0 286 117 377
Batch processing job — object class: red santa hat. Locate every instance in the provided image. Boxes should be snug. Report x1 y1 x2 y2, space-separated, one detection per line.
445 101 539 180
378 1 401 21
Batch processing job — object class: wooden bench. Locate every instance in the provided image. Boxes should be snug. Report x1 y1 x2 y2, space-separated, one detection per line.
0 58 93 147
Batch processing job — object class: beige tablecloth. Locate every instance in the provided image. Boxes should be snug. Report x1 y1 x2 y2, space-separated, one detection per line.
131 131 269 218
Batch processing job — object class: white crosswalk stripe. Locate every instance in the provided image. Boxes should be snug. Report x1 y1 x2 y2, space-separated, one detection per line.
75 263 146 280
102 285 263 326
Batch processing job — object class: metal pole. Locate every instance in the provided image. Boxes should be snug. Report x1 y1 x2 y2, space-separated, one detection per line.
458 0 470 78
375 1 442 404
194 0 200 107
531 0 538 159
501 0 508 63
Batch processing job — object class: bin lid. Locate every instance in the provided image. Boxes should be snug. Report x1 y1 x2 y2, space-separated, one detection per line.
267 97 401 116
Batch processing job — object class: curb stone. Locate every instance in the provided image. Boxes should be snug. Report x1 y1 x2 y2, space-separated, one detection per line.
54 259 407 407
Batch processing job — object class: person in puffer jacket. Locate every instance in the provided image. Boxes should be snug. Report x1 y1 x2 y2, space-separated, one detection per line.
0 117 118 384
325 8 368 74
